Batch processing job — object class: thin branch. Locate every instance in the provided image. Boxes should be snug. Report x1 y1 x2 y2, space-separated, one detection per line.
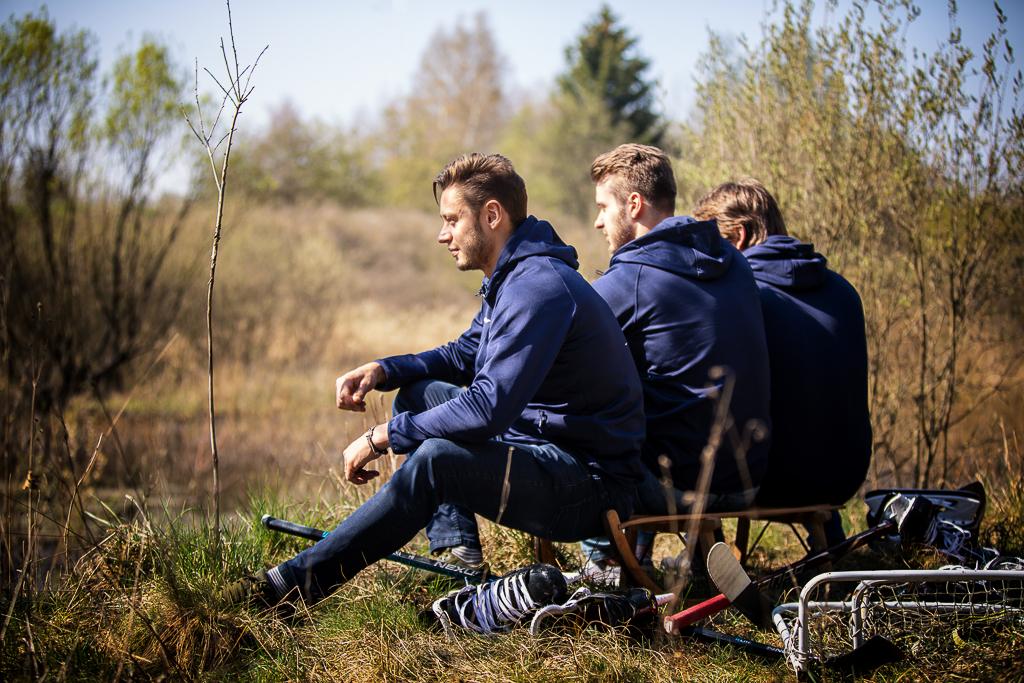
207 86 234 142
242 45 269 94
203 66 237 106
185 0 266 561
227 0 242 89
192 59 210 142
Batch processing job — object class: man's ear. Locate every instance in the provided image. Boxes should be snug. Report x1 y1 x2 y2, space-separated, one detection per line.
735 226 750 251
484 199 502 229
628 192 643 219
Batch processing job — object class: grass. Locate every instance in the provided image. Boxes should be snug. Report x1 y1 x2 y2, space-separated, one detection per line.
3 483 1023 682
3 201 1023 680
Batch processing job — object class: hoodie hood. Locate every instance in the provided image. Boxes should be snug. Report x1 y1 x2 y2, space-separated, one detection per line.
484 216 579 298
610 216 731 280
743 234 827 291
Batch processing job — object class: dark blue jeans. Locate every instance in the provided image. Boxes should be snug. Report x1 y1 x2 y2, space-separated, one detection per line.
391 379 482 553
273 380 632 603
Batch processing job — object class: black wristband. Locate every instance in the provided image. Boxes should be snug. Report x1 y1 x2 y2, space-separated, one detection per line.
365 425 389 457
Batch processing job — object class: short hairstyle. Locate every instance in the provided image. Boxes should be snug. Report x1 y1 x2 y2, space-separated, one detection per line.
590 143 677 214
433 153 528 226
692 178 787 246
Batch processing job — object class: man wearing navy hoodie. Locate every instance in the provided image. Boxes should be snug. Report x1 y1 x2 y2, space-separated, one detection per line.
582 145 771 569
694 179 871 543
222 153 646 606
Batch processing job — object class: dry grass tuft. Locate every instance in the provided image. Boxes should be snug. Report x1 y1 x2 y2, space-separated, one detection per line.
6 485 1022 681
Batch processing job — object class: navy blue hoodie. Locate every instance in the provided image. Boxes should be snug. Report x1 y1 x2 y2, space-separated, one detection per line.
378 216 646 482
744 235 872 506
593 216 771 495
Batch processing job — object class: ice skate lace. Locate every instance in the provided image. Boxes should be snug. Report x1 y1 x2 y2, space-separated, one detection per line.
528 586 594 634
983 555 1024 571
933 520 999 566
434 571 543 636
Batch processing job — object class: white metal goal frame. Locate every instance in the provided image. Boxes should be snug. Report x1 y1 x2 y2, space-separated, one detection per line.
770 569 1024 674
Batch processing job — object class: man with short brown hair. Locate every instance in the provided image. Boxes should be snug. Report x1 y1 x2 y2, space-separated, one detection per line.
694 179 871 542
692 178 786 248
222 153 646 607
582 144 772 571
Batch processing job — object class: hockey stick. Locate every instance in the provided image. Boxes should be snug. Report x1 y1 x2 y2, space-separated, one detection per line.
261 514 496 583
707 543 907 672
665 522 898 632
679 626 785 660
664 493 938 633
683 620 901 671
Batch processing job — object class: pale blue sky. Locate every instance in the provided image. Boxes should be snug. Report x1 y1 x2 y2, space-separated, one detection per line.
6 0 1022 131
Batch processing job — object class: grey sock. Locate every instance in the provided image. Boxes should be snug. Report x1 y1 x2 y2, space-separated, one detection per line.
266 565 290 599
450 544 484 566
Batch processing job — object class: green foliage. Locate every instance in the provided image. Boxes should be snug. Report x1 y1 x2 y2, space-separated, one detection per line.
679 0 1024 487
0 11 191 413
0 9 97 167
502 90 632 221
105 39 182 156
376 13 509 210
558 5 665 147
504 5 665 222
228 101 379 205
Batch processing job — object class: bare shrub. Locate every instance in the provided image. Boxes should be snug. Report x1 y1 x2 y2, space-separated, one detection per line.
0 12 192 415
678 0 1024 487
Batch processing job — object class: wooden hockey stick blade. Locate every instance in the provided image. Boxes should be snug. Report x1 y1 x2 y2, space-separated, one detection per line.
706 542 773 628
665 521 896 634
706 504 923 628
667 493 949 635
823 635 904 673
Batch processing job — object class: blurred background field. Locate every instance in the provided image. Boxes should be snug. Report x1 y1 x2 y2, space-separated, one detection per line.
2 0 1024 679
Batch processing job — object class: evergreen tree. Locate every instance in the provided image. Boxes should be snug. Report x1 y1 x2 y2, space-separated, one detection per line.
558 5 664 146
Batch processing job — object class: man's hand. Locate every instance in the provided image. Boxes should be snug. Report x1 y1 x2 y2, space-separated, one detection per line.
336 362 385 412
344 423 390 485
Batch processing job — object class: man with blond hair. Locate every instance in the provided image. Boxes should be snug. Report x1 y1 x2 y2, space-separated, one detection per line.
583 144 771 571
223 153 646 607
694 179 871 543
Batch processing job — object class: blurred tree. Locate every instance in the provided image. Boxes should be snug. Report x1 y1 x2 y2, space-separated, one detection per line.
502 89 632 222
559 4 665 147
228 101 378 205
508 5 664 223
377 12 509 210
0 11 191 417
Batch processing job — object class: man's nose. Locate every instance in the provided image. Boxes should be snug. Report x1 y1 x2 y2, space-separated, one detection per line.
437 225 451 243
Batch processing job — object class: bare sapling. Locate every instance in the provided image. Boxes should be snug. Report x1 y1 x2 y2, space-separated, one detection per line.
183 0 267 554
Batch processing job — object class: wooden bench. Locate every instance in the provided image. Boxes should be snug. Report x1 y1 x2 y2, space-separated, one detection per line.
536 503 841 593
731 504 840 564
532 510 723 594
608 504 842 589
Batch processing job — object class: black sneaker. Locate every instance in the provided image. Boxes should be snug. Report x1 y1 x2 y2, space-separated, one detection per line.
431 563 568 635
218 569 279 609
